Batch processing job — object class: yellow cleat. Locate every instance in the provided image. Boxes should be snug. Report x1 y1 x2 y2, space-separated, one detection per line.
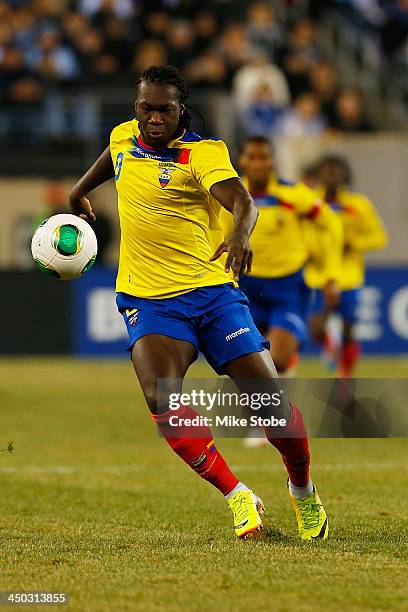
227 490 264 539
288 484 329 541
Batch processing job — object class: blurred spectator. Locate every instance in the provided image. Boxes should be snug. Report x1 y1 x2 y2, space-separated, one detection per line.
27 28 79 84
233 54 291 113
103 16 135 70
281 19 322 99
185 50 227 89
167 20 195 70
132 40 167 76
0 46 45 143
78 0 135 20
194 10 218 54
218 23 255 83
144 11 170 40
240 82 284 137
246 1 282 59
380 0 408 60
330 89 373 132
309 60 338 125
277 92 326 137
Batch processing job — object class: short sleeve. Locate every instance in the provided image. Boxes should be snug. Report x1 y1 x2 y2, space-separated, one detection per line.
190 139 239 193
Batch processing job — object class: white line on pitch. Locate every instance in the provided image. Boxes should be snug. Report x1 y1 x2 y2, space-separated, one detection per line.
0 462 404 475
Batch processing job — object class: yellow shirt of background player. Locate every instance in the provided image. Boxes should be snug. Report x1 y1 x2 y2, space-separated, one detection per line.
304 187 387 290
220 175 322 279
110 120 238 299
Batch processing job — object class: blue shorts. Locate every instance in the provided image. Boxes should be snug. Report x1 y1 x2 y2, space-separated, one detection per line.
116 283 269 374
309 287 361 324
238 270 311 345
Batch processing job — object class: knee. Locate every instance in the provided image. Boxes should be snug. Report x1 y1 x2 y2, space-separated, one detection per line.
142 381 181 415
343 323 354 342
143 382 160 414
271 352 292 374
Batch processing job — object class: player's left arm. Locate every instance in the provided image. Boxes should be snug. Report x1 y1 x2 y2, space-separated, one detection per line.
69 146 114 222
347 196 388 251
209 178 258 280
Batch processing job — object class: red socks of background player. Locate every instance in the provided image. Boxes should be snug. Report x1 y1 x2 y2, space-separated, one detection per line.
153 402 311 492
339 340 361 377
152 405 239 496
265 403 310 488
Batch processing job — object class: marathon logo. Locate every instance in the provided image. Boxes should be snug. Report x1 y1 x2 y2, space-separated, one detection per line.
225 327 251 341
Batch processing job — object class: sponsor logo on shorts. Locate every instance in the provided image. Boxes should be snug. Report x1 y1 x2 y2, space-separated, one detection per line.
125 308 138 327
225 327 251 341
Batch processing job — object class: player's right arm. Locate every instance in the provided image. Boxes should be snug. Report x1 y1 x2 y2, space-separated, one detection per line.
69 146 114 221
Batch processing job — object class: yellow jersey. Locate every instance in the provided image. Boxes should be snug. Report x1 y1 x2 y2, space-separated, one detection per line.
304 187 387 290
110 120 239 298
220 175 341 280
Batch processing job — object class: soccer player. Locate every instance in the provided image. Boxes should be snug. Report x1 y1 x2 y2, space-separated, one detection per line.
69 65 328 541
307 155 388 377
220 136 342 376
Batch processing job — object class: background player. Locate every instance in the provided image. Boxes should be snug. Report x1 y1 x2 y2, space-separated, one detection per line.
307 155 388 377
69 66 328 542
220 137 342 378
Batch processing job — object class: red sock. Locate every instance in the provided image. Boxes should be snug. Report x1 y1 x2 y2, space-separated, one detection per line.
152 405 239 496
264 403 310 487
339 340 360 377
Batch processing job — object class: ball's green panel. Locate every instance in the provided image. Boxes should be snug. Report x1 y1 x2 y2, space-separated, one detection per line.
81 254 96 275
34 259 61 278
53 224 82 256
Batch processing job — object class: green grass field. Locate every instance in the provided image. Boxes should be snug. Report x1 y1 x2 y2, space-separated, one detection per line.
0 357 407 611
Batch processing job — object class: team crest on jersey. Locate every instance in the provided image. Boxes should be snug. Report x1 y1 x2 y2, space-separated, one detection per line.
158 162 176 188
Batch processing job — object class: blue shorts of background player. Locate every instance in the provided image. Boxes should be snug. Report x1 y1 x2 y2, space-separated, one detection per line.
238 269 311 346
116 283 269 375
308 287 361 324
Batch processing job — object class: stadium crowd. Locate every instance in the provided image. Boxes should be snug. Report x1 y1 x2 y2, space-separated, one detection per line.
0 0 407 147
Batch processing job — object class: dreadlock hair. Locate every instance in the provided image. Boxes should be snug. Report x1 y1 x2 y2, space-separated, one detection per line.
137 65 192 131
318 154 353 186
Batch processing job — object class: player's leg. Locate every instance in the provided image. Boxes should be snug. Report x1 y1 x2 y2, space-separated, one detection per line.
268 327 299 375
131 334 263 538
338 289 361 377
225 350 328 540
268 271 310 375
198 285 328 540
117 291 263 538
308 289 340 370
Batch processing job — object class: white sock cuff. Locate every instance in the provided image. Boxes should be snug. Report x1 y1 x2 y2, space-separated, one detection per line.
289 479 313 499
225 481 251 499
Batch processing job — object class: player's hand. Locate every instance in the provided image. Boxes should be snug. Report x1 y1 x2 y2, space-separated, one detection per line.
323 279 340 309
209 232 253 281
69 194 96 222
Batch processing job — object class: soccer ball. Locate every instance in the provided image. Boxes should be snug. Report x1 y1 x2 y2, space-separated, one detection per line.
31 213 98 280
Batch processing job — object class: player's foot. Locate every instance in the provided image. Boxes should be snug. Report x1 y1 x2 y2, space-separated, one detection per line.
227 490 264 539
288 482 329 541
243 427 269 448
